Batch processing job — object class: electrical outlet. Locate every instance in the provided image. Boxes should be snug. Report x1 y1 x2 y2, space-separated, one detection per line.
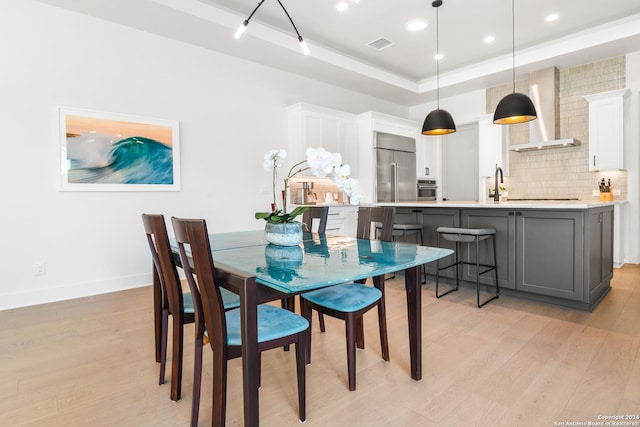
33 262 46 276
613 189 621 196
592 189 599 196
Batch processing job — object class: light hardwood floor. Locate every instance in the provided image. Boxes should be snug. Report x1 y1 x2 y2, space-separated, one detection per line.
2 265 640 426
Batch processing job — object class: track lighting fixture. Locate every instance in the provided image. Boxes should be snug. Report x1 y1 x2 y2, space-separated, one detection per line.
234 0 309 56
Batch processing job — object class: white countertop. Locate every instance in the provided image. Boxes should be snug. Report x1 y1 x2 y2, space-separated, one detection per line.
374 200 623 209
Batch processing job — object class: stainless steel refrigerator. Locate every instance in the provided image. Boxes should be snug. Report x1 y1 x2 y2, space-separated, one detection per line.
375 132 417 202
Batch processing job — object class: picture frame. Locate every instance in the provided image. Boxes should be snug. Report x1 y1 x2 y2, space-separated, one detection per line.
58 107 180 191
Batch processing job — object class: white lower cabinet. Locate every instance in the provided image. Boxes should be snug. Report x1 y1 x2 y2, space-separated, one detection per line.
325 206 358 237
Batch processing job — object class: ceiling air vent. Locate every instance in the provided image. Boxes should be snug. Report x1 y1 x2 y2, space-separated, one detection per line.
367 37 394 50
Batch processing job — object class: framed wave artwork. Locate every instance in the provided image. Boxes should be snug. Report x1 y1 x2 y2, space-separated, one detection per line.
58 107 180 191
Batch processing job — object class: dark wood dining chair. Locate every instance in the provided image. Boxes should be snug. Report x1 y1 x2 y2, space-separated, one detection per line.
301 206 329 234
142 213 240 402
299 206 394 391
171 216 309 427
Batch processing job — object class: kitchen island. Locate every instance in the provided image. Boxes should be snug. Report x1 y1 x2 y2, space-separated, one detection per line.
376 200 617 311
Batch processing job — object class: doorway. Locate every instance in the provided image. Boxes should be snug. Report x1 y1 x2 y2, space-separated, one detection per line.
441 122 478 201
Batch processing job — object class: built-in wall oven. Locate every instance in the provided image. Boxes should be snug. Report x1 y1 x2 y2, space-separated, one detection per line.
417 179 437 201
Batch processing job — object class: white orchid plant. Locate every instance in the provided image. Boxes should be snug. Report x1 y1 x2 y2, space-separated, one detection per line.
256 147 362 224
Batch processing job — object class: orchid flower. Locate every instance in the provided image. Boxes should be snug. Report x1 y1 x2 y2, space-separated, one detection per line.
257 147 361 222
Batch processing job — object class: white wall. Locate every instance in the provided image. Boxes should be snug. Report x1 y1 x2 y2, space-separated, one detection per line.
624 51 640 264
0 1 407 310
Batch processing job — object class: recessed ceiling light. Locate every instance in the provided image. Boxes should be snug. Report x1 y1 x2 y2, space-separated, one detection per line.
336 2 348 11
546 13 559 22
434 53 443 60
405 19 428 32
483 35 495 43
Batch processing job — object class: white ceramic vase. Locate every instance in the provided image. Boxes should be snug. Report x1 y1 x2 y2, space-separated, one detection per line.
264 221 303 246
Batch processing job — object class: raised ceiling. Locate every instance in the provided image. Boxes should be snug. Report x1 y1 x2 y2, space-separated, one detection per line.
36 0 640 105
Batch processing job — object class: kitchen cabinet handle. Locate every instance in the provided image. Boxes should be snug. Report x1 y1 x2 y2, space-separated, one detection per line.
516 212 523 216
593 155 596 167
508 212 514 216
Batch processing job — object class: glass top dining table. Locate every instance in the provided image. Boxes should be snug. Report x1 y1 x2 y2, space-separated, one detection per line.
162 229 452 426
203 230 453 294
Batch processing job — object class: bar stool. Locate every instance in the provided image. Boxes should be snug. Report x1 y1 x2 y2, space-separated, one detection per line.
394 224 425 283
376 223 426 283
393 224 423 244
435 227 499 308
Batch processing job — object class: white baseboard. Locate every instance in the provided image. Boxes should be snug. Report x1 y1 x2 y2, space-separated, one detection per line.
0 273 152 311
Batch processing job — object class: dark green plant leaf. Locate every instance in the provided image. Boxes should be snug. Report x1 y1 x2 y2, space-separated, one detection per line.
254 206 309 224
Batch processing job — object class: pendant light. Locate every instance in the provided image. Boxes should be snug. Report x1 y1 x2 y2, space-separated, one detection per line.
234 0 309 56
493 0 536 124
422 0 456 136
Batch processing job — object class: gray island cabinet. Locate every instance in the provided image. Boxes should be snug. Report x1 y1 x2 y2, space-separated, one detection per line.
387 201 614 311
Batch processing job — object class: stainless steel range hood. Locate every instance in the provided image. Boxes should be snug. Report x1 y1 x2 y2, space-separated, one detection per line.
510 67 581 152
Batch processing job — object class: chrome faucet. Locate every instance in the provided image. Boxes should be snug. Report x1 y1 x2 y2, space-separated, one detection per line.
494 164 503 203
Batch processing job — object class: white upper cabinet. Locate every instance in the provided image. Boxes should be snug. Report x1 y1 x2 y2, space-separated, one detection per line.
416 134 439 179
477 114 509 177
583 89 631 171
287 103 358 176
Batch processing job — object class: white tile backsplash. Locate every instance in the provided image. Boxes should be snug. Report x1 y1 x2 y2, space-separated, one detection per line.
486 56 628 200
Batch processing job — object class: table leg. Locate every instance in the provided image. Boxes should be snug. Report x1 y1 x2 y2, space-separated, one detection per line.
153 265 162 363
240 276 260 427
404 265 422 380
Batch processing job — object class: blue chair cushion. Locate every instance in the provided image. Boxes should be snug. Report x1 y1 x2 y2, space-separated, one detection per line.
182 288 240 314
225 304 309 346
301 284 382 312
182 291 195 314
220 287 241 310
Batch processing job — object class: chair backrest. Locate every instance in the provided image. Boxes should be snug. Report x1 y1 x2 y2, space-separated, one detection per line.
356 206 395 242
302 206 329 233
171 217 227 350
141 213 184 319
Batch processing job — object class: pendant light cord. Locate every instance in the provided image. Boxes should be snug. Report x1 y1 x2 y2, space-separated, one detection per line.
511 0 515 93
436 3 440 109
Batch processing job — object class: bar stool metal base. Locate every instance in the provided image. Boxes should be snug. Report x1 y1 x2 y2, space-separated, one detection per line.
435 227 499 308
